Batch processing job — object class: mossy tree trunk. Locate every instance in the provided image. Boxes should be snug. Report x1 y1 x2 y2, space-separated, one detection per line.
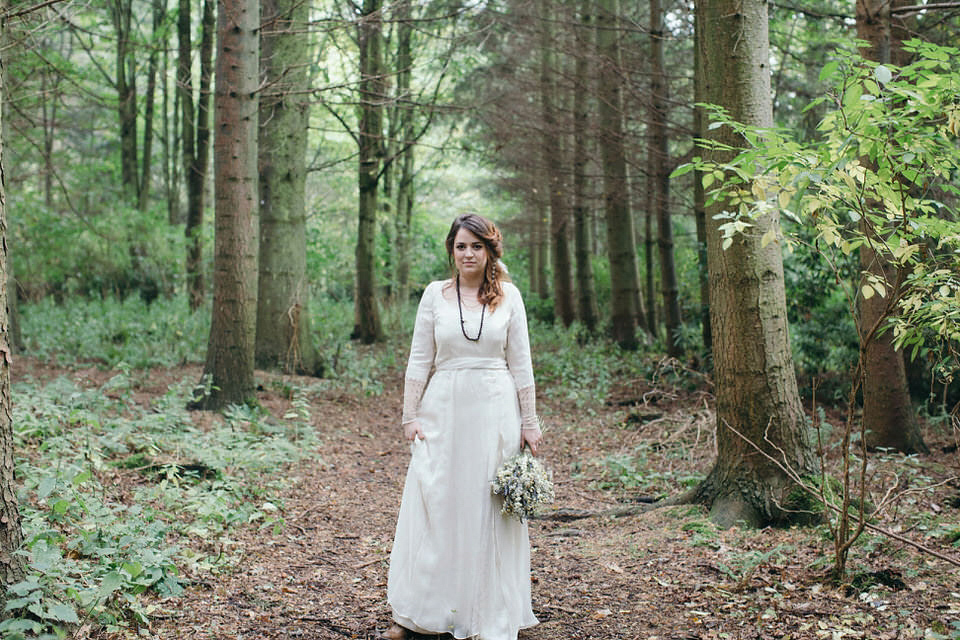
689 0 817 528
256 0 318 375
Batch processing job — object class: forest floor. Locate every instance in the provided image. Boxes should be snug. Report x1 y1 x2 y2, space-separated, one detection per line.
17 358 960 639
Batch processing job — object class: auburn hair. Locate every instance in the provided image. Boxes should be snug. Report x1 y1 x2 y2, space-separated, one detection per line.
445 213 510 311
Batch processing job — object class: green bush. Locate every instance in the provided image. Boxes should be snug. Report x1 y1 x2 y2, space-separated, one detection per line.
20 295 209 369
11 195 186 302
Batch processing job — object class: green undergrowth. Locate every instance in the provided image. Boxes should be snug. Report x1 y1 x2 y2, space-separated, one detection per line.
19 294 409 394
20 296 210 369
4 372 318 638
527 320 658 412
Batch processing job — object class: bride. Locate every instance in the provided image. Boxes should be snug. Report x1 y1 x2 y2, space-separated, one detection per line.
383 213 543 640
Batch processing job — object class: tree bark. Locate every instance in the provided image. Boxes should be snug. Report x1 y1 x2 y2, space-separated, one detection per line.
163 10 180 226
649 0 682 357
111 0 139 202
644 196 656 334
596 0 639 349
180 0 215 312
689 0 817 528
353 0 384 343
528 212 541 296
693 6 711 355
539 0 575 326
854 0 927 454
256 0 318 375
572 0 599 333
535 200 550 300
138 0 165 212
192 0 259 410
0 32 26 591
40 65 58 207
394 0 415 305
0 31 22 355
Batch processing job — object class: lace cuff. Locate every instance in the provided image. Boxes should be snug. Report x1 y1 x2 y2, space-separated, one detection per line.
517 385 539 432
401 378 426 424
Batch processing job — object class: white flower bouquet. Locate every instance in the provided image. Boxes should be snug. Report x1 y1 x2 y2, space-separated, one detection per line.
491 446 554 523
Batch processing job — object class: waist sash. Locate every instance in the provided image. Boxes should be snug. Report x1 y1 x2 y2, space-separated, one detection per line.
435 357 508 371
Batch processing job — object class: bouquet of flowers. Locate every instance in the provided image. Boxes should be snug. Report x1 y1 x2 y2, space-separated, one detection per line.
491 445 554 523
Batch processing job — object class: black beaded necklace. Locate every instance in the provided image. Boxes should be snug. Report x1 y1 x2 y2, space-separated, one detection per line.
456 274 486 342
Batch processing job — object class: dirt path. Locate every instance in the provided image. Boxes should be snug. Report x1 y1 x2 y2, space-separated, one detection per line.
16 359 956 639
127 372 960 640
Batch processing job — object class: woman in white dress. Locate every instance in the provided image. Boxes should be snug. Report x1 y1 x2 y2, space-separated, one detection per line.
383 214 543 640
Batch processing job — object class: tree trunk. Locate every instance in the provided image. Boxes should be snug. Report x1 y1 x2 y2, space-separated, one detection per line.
535 200 550 300
192 0 259 410
854 0 927 454
0 35 22 355
649 0 681 357
689 0 817 528
353 0 384 343
539 0 575 326
643 196 656 335
112 0 139 202
40 68 57 207
181 0 214 311
693 6 711 355
572 0 599 333
0 36 26 591
528 213 540 295
596 0 639 349
394 1 414 304
163 12 180 226
256 0 318 375
138 0 164 212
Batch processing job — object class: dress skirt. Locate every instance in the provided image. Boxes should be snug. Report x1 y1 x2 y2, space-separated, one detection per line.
387 360 539 640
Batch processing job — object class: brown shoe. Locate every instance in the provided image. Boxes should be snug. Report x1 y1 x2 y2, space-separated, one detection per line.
380 623 409 639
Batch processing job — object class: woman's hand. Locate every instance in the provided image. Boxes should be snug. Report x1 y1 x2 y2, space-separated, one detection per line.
522 426 542 456
403 420 425 441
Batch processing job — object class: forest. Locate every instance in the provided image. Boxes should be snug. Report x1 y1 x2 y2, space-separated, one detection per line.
0 0 959 637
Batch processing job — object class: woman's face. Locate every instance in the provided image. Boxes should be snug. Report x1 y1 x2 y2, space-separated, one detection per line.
452 227 489 282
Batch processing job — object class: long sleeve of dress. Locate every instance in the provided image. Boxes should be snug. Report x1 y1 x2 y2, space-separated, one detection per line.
402 284 437 424
504 285 539 434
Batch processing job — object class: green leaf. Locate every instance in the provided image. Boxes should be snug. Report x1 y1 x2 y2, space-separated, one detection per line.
71 470 91 487
874 64 893 85
819 60 840 83
761 228 776 248
670 163 696 178
46 602 79 624
37 476 57 500
99 570 125 597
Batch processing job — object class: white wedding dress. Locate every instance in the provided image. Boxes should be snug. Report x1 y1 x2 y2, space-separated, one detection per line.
387 279 539 640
